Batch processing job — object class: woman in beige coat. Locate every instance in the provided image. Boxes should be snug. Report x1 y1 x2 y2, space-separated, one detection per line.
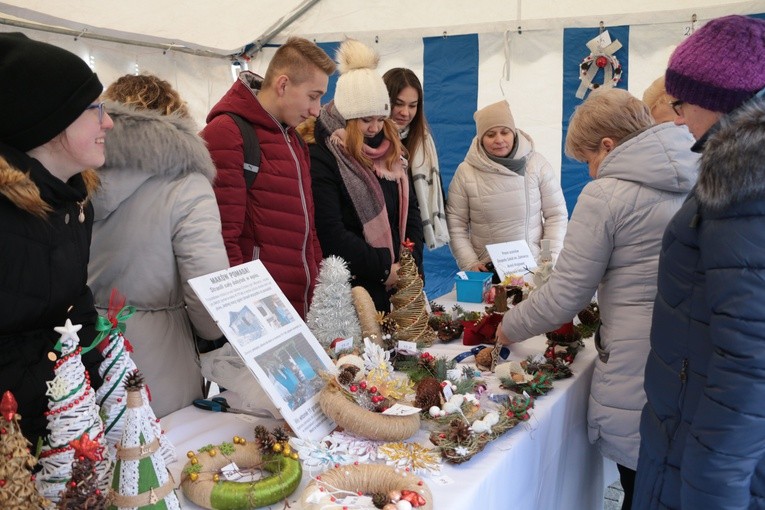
88 75 229 418
446 100 567 273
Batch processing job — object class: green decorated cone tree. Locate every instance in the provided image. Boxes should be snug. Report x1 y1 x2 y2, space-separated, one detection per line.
109 370 179 510
0 391 49 509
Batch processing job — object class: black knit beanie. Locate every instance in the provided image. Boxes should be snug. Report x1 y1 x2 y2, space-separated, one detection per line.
0 32 103 151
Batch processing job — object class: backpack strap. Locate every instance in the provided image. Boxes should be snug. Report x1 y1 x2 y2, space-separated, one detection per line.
225 112 261 189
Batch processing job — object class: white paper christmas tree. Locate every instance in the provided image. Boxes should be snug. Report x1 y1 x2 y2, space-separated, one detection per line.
97 327 176 465
36 320 112 503
109 371 179 510
307 256 362 348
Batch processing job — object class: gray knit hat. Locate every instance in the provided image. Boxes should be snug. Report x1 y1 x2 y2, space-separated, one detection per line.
333 39 390 120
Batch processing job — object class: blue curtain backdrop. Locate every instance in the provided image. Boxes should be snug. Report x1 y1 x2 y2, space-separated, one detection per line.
560 26 629 217
422 34 479 300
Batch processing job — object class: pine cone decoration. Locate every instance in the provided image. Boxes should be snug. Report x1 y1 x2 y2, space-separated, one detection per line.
272 426 290 444
253 425 275 451
123 369 144 391
448 419 471 443
337 366 359 386
414 377 442 410
372 493 389 509
577 303 600 326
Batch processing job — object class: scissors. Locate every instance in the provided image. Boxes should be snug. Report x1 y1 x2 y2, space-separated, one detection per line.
193 396 275 419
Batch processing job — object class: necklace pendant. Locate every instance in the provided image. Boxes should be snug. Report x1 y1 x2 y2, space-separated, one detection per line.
78 202 85 223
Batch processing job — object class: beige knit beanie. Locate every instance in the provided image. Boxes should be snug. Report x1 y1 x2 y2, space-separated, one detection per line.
333 39 390 120
474 100 516 139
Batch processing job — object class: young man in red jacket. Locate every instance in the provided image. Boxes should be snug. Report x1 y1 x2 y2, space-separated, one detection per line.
201 38 336 318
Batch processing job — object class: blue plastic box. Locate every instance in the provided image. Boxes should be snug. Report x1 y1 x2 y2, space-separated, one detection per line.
455 271 492 303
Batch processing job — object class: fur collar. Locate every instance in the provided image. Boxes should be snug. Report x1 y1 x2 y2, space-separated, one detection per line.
696 97 765 211
0 155 98 218
101 101 216 183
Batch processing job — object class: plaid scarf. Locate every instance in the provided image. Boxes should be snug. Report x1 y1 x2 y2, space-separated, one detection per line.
318 102 409 261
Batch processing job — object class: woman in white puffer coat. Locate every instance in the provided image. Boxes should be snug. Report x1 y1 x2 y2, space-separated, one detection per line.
497 89 698 510
446 100 567 272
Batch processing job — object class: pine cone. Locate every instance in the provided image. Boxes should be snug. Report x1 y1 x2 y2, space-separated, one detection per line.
253 425 274 451
123 369 144 391
272 426 290 444
372 493 389 508
448 419 471 443
414 377 442 410
577 303 600 326
337 366 359 386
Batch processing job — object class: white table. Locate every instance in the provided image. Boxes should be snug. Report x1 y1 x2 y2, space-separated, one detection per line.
164 290 613 510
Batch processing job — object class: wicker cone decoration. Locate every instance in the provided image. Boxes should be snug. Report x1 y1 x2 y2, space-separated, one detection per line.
388 247 437 345
318 384 420 441
300 463 433 510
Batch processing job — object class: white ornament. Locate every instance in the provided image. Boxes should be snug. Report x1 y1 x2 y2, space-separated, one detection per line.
396 501 413 510
428 406 441 418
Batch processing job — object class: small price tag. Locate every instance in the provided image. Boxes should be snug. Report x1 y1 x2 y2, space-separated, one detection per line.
430 474 455 486
334 337 354 353
337 496 374 506
442 383 454 401
382 403 422 416
220 462 244 481
456 271 468 280
397 340 418 353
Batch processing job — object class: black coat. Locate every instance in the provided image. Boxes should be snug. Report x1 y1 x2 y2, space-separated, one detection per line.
309 135 424 313
0 143 103 445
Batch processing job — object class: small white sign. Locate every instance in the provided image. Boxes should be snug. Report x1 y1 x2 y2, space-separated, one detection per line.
336 496 374 506
397 341 418 354
456 271 468 280
333 337 354 353
485 240 537 282
382 403 422 416
220 462 244 481
430 474 455 486
442 383 454 401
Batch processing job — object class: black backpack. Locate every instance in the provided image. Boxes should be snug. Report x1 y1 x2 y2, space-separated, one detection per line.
225 112 261 189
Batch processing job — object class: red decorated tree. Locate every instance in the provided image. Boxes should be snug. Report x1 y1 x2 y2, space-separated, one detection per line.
57 433 109 509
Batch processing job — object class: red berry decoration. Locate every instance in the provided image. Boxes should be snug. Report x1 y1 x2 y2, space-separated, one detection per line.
595 55 608 68
349 385 358 393
369 386 378 394
359 381 367 390
0 479 6 487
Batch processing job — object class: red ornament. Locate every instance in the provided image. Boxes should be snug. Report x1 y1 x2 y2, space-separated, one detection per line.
369 386 378 394
0 479 6 487
349 385 358 393
0 391 18 421
402 238 415 253
595 56 608 68
359 381 367 390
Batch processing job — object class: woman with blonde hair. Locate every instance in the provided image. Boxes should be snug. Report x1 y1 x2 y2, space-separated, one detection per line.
497 88 698 510
88 74 229 417
308 39 424 312
642 76 678 124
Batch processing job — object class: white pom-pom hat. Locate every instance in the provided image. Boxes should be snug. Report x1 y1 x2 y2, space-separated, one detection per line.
333 39 390 120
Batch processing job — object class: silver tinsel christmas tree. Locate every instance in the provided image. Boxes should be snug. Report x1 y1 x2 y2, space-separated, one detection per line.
307 256 361 349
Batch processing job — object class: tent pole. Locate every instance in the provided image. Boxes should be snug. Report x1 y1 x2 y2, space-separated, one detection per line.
244 0 322 57
0 17 228 59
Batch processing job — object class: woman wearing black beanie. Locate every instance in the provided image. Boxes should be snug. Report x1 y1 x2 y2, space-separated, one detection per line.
0 32 113 447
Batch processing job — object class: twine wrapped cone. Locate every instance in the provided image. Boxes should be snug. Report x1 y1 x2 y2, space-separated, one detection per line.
352 286 383 345
388 250 437 345
180 441 301 509
319 385 420 441
300 463 433 510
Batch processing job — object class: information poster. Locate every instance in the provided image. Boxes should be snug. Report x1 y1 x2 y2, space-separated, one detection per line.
189 261 336 441
485 240 537 282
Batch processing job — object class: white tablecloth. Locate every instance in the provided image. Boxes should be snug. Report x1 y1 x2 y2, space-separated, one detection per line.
164 290 614 510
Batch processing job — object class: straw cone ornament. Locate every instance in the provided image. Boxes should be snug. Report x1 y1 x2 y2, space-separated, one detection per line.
109 371 179 510
0 391 50 510
388 245 437 345
57 433 109 509
36 320 112 503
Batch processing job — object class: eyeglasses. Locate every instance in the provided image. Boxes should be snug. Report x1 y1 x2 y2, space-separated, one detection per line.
86 102 106 124
669 99 685 116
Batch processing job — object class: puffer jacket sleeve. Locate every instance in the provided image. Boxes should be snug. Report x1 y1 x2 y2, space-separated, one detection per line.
501 181 612 340
680 213 765 509
171 173 230 340
202 115 247 266
310 144 392 283
446 163 481 270
537 156 568 258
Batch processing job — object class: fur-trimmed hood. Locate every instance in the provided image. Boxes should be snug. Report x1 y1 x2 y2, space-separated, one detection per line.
94 101 216 219
0 152 98 218
696 97 765 211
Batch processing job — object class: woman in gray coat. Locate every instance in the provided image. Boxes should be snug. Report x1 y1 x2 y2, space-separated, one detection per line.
497 89 698 509
88 75 229 418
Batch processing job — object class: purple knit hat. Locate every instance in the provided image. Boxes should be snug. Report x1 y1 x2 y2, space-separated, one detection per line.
666 15 765 113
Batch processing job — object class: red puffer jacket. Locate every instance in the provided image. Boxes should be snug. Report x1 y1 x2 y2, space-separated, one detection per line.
200 72 322 318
